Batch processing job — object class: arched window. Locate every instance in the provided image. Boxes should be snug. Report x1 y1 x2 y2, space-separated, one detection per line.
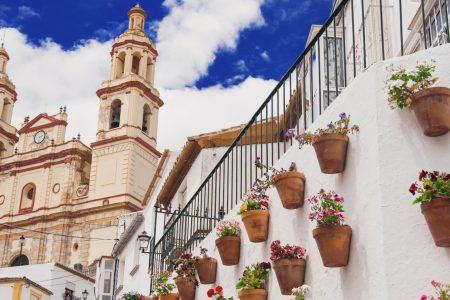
1 99 11 122
110 100 121 129
115 52 126 79
145 57 153 83
20 183 35 212
142 105 151 134
0 141 5 157
131 53 141 75
10 254 29 266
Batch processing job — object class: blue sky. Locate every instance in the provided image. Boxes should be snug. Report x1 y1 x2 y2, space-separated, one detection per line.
1 0 331 88
0 0 333 148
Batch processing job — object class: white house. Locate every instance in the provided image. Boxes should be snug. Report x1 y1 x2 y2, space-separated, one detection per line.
0 263 94 300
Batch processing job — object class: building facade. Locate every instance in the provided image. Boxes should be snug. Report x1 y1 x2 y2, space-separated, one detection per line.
0 4 163 272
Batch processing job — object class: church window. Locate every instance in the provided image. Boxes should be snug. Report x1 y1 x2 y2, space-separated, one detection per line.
114 52 126 79
131 53 141 75
0 141 5 157
110 100 121 129
142 105 151 134
10 254 29 266
20 183 35 212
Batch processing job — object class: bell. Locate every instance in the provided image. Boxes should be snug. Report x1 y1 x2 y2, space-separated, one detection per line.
110 114 120 128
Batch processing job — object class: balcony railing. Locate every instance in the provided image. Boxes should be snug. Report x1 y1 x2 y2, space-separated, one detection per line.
149 0 449 291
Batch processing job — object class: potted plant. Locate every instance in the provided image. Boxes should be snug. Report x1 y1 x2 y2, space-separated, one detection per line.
154 271 178 300
255 158 306 209
215 220 241 265
237 179 270 242
420 280 449 299
386 61 449 137
270 240 307 295
174 253 198 300
207 285 233 299
236 262 271 300
287 113 359 174
291 285 311 300
308 190 352 267
194 247 217 284
121 292 151 300
409 170 450 247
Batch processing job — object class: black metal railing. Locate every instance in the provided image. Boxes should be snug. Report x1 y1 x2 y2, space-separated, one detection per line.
149 0 449 291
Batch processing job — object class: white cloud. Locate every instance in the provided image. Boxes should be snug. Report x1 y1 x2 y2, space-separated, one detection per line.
1 28 276 149
158 77 276 149
0 0 276 150
155 0 265 89
17 6 40 20
260 50 270 62
1 28 111 144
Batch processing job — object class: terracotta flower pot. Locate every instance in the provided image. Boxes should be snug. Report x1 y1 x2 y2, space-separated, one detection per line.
312 133 349 174
313 224 352 267
215 236 240 265
241 210 270 243
174 278 196 300
159 293 179 300
194 257 217 284
272 258 306 295
238 288 268 300
410 87 450 137
421 196 450 247
271 171 306 209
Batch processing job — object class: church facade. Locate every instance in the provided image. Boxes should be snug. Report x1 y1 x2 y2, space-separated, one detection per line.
0 4 162 272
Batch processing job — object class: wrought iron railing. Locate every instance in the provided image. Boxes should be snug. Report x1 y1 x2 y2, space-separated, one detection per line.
149 0 449 291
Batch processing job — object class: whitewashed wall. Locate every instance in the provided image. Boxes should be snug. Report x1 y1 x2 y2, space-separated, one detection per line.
192 44 450 300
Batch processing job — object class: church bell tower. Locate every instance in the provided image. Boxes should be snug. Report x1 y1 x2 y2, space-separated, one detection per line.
0 43 18 157
89 4 163 208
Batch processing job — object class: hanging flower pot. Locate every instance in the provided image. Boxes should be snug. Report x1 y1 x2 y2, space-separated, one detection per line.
410 170 450 247
271 171 306 209
238 289 268 300
174 278 196 300
421 196 450 247
241 210 270 243
313 225 352 267
270 240 307 295
159 293 179 300
410 87 450 137
194 248 217 284
215 220 241 266
173 254 198 300
312 133 349 174
286 113 358 174
273 258 306 295
386 62 449 137
236 262 271 300
308 190 352 267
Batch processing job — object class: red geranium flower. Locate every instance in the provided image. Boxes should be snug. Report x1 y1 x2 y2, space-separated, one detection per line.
409 183 417 195
207 288 215 297
215 285 223 293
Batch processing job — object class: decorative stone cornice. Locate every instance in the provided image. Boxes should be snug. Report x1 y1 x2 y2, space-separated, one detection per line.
0 125 18 143
0 83 17 102
96 80 164 107
18 113 68 134
110 39 158 57
90 135 162 158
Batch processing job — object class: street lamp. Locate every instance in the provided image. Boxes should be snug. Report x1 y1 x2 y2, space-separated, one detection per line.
137 231 151 253
19 235 25 266
82 289 89 300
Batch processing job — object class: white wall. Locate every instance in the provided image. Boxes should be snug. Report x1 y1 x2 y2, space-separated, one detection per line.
0 263 95 300
191 44 450 300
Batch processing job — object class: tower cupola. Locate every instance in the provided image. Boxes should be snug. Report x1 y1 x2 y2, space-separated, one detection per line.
128 3 147 31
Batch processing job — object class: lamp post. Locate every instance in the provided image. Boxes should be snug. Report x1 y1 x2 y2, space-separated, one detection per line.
137 231 151 254
82 289 89 300
19 235 25 266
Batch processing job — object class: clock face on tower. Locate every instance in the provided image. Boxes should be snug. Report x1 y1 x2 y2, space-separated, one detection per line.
34 130 46 144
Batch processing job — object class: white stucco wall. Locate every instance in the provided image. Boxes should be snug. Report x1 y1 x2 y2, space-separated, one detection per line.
0 263 95 300
191 44 450 300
